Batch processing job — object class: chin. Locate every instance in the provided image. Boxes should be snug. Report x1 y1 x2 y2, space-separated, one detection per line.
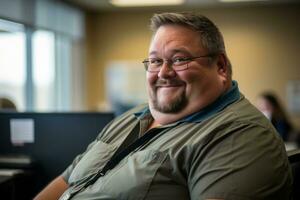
153 97 188 114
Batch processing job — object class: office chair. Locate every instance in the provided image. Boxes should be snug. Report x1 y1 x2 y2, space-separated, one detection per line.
287 149 300 199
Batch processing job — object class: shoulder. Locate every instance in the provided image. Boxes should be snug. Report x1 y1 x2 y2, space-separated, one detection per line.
210 94 276 131
187 94 287 173
188 96 292 199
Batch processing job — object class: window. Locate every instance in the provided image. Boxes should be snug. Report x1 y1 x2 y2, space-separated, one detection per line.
0 18 77 112
0 19 26 110
32 30 55 111
0 1 85 112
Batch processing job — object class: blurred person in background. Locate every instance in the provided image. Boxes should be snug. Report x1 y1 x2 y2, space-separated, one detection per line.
0 97 17 111
256 92 294 142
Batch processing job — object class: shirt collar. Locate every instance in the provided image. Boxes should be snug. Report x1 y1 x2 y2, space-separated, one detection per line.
134 80 240 123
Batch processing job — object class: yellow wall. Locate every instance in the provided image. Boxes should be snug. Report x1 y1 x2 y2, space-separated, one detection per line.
85 5 300 128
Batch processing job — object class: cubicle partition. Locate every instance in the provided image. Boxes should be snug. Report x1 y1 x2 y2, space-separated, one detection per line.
0 112 114 198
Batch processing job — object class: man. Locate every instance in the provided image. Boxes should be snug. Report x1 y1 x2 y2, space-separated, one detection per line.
34 12 292 200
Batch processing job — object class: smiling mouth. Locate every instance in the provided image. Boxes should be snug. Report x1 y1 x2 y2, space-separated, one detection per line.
155 79 185 88
156 84 185 94
157 84 182 88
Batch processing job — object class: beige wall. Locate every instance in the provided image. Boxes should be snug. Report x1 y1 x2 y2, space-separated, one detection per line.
85 5 300 128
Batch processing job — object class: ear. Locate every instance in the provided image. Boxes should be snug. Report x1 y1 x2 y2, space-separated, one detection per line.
216 53 229 82
216 53 227 74
217 53 229 77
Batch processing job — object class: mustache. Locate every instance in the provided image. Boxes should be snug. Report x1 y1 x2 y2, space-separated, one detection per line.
155 79 185 87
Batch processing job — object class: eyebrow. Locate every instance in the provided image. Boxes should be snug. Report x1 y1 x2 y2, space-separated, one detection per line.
149 48 192 57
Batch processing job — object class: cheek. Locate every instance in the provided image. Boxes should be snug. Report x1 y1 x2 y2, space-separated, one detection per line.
146 73 157 87
175 72 200 97
178 70 202 87
179 69 217 94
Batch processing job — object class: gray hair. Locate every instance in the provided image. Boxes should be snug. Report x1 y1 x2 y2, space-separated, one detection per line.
150 12 232 76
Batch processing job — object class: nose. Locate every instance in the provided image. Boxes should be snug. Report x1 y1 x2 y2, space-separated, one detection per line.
157 62 176 78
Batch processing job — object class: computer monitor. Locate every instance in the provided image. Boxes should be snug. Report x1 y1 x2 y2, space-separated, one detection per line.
0 112 114 190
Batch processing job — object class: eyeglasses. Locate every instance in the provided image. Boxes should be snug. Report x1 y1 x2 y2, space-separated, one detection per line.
142 54 215 73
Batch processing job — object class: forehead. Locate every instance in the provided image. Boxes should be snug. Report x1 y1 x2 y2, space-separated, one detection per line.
149 24 204 56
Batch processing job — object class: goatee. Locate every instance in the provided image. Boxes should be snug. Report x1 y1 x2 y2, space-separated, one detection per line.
151 78 187 113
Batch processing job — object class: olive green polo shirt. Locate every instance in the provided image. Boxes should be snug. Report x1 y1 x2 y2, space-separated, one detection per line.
60 81 292 200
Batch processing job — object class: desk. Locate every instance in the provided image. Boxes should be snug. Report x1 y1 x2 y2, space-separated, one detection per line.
285 142 298 151
0 169 35 200
0 174 14 199
0 175 12 184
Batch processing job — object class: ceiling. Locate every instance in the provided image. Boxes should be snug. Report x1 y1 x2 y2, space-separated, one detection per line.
62 0 300 12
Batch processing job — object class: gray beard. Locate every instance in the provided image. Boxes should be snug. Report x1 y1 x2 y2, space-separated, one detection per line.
152 93 188 114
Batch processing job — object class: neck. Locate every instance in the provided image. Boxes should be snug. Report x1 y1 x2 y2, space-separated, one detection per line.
147 120 161 131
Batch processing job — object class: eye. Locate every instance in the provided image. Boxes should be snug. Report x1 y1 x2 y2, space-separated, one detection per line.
149 58 163 66
172 57 190 65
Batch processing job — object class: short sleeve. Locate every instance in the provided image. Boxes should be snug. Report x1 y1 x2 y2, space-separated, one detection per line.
188 121 292 200
61 138 98 182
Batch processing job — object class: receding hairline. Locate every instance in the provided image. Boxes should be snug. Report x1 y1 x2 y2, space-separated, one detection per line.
150 12 215 31
149 12 225 51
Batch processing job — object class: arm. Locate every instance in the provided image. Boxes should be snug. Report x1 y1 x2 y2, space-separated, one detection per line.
34 176 68 200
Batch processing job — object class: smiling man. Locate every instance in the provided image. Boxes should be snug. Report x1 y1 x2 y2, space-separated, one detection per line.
146 22 231 125
35 12 292 200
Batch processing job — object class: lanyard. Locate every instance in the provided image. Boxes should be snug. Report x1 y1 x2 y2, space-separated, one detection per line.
64 122 165 200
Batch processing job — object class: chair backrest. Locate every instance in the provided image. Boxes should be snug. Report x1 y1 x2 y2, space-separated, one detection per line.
287 149 300 199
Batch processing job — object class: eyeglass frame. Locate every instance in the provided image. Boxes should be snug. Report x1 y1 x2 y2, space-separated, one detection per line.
142 54 216 73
